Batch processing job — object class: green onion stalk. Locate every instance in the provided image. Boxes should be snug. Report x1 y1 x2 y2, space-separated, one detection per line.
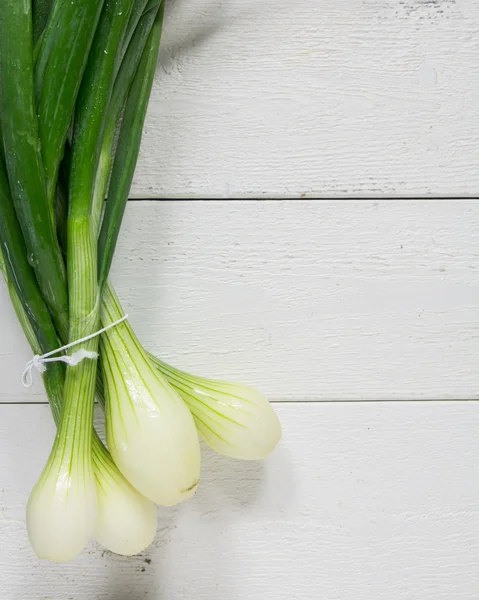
0 1 68 340
34 0 105 212
22 0 155 562
0 1 158 553
92 2 162 234
101 284 282 465
94 3 202 506
0 0 282 564
0 247 157 561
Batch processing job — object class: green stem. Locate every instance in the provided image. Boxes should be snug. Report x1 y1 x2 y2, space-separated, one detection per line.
54 183 68 257
0 1 69 340
92 4 161 233
0 249 126 494
62 0 135 489
0 159 61 362
33 0 53 44
98 3 165 288
35 0 106 209
119 0 150 69
144 0 163 13
0 119 5 170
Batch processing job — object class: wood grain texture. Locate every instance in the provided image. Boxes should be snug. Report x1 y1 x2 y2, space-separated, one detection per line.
0 402 478 600
130 0 479 198
1 200 478 403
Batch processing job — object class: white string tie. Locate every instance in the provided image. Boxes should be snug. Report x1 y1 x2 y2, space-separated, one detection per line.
21 314 128 388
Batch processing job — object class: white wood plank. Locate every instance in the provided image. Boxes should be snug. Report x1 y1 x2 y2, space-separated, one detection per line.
1 200 478 403
0 402 478 599
131 0 479 198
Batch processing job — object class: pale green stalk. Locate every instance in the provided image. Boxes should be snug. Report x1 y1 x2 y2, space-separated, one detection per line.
26 0 136 562
0 249 156 556
61 0 134 485
1 253 116 470
100 281 201 506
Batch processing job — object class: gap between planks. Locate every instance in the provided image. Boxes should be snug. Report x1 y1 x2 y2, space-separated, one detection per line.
126 197 479 202
3 399 479 406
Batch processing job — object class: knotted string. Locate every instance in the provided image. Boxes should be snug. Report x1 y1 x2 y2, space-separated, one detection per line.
21 314 128 388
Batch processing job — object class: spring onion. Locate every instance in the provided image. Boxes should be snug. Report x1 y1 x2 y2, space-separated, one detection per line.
28 0 135 561
99 286 281 462
0 0 282 563
101 284 201 506
150 358 282 460
0 246 157 559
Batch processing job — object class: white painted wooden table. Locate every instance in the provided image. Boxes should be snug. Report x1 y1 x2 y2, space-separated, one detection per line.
1 1 479 599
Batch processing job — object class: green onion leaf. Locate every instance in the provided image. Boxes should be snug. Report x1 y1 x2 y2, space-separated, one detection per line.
119 0 150 67
92 3 161 234
98 3 165 288
26 0 136 563
0 162 60 364
0 0 69 339
33 0 53 44
35 0 106 207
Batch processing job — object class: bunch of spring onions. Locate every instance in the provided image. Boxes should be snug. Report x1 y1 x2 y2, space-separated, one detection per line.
0 0 281 563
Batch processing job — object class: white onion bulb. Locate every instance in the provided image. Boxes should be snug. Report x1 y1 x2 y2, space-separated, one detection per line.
153 359 282 460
